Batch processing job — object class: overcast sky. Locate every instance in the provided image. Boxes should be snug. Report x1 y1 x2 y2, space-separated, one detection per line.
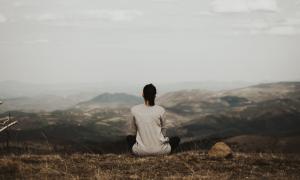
0 0 300 84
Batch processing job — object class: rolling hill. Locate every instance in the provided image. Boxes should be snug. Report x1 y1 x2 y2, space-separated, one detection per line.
157 82 300 152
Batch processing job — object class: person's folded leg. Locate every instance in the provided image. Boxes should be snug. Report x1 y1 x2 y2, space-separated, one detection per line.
169 136 180 153
126 135 136 152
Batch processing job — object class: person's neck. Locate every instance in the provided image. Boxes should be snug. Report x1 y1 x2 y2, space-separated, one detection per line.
144 101 153 107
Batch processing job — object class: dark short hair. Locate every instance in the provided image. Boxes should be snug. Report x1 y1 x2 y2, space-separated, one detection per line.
143 84 157 106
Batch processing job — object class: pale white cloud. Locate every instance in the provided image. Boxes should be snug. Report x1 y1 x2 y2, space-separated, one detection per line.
211 0 279 13
83 9 143 22
232 15 300 36
281 18 300 26
31 9 143 24
235 20 270 29
24 39 49 44
36 13 62 21
234 21 300 36
210 0 300 36
267 26 299 35
151 0 178 2
12 1 24 7
195 11 214 16
0 14 7 23
0 39 49 45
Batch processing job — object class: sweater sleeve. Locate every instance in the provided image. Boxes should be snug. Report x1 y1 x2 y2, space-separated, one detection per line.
160 110 168 137
127 110 137 136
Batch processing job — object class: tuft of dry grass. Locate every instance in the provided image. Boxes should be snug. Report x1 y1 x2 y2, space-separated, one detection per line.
0 151 299 179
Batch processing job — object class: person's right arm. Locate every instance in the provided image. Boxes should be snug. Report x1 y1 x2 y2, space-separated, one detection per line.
160 110 168 137
127 109 137 136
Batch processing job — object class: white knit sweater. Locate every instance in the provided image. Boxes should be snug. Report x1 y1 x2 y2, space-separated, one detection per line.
127 104 171 156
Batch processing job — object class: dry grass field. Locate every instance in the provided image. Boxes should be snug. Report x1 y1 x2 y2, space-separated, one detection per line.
0 150 299 179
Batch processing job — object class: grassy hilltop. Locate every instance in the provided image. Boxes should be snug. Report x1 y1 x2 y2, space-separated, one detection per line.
1 150 300 179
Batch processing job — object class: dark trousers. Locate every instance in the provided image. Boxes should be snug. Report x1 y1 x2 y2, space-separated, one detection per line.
169 136 181 153
126 135 136 152
126 135 180 153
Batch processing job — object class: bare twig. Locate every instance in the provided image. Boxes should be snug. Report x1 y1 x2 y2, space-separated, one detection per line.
0 121 18 133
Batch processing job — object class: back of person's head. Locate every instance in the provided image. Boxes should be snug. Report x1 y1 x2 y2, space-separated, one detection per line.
143 84 157 106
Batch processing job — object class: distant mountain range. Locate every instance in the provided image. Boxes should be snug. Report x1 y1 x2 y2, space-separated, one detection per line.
0 80 256 99
0 80 257 112
0 94 97 113
75 93 143 110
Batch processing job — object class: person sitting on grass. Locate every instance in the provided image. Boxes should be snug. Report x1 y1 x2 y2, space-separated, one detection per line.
126 83 180 156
